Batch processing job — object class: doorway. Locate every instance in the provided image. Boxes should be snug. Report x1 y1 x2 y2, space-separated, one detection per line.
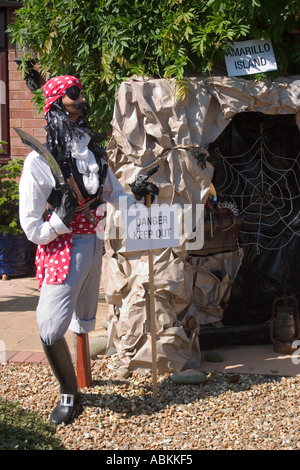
208 112 300 329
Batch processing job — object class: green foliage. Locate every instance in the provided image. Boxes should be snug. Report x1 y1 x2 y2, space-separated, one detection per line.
7 0 300 132
0 397 65 450
0 158 24 236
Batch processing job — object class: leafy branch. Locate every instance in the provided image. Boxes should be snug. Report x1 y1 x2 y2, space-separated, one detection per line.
7 0 300 132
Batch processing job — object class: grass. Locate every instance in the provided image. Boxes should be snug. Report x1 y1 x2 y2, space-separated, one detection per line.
0 397 65 450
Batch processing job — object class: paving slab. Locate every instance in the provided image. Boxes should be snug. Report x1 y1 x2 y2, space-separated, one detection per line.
0 274 109 361
200 344 300 377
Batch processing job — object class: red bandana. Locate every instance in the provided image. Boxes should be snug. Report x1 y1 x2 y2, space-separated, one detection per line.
43 75 83 116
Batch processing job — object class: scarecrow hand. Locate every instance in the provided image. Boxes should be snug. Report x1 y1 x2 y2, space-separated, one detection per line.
55 186 78 227
129 166 159 202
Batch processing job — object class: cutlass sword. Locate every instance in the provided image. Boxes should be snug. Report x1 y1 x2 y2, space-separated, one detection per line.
14 127 66 187
14 127 99 225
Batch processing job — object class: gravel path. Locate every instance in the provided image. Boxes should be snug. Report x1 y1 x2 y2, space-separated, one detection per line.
1 355 300 450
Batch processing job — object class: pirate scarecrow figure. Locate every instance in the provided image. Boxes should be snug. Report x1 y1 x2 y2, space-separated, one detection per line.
19 75 158 425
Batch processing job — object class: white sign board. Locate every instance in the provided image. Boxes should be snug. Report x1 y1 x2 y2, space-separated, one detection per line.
125 204 180 252
225 38 278 77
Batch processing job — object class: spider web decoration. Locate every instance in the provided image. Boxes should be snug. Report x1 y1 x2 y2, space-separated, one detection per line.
208 114 300 254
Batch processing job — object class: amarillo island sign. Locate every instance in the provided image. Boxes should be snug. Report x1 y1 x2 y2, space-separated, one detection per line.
225 38 278 77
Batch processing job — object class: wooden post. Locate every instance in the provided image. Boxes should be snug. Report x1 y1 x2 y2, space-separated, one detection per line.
146 193 158 399
76 333 92 388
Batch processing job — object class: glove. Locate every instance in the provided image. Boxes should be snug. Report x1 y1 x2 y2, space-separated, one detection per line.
55 186 78 227
130 178 159 202
129 166 159 202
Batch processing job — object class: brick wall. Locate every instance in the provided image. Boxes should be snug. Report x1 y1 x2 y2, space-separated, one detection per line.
7 7 46 159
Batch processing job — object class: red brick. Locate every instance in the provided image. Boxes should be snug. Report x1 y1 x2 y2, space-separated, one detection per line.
33 133 46 143
1 350 19 363
8 49 16 60
27 352 47 363
9 91 32 100
10 136 24 147
8 61 19 72
33 122 47 131
34 126 46 136
9 80 25 91
9 99 22 109
9 118 23 128
11 110 34 119
22 119 44 129
9 71 23 81
11 147 29 157
10 110 25 119
19 81 32 92
8 351 35 363
7 38 44 161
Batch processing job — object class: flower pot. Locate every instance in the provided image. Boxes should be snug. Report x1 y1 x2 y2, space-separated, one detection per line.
0 233 34 278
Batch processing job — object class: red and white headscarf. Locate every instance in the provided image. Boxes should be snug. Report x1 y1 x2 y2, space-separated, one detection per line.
43 75 83 116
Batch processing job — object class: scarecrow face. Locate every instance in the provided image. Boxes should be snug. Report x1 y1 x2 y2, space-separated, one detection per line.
61 86 85 122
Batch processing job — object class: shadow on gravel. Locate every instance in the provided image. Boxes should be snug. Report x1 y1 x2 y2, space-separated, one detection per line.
79 372 284 418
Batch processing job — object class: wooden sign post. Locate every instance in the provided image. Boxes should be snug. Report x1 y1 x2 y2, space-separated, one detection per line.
145 193 158 399
124 194 180 399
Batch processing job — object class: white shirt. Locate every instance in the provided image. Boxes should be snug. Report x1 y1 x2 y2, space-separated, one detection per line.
19 150 134 245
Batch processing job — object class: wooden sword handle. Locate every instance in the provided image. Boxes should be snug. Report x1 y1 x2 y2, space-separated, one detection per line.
66 175 99 225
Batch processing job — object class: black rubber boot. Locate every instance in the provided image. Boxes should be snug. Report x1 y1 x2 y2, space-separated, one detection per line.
42 337 78 425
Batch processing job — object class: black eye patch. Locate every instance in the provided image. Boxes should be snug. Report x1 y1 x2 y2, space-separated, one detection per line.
65 85 81 100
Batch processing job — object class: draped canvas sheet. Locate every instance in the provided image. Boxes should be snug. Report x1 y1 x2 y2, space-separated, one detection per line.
103 75 300 373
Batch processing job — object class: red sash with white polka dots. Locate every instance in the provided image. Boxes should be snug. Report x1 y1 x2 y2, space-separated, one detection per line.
35 206 104 289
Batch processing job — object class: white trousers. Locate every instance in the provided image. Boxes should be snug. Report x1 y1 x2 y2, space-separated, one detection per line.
37 234 103 345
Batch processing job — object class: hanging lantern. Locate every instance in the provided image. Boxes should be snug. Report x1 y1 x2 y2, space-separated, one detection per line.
270 287 300 354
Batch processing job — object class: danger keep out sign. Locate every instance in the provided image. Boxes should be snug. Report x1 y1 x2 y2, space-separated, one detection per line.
125 204 180 252
225 38 278 77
